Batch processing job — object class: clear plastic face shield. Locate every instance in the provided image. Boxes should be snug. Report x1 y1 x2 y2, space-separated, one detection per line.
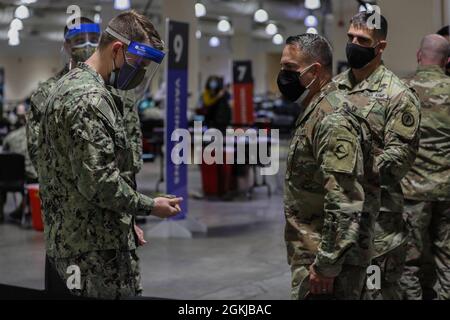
105 26 165 93
64 23 101 66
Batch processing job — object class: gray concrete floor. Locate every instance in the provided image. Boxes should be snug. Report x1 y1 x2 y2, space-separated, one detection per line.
0 144 291 299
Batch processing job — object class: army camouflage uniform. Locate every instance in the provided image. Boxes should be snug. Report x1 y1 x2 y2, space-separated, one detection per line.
285 82 380 300
37 62 154 299
399 65 450 300
27 67 69 170
334 64 421 300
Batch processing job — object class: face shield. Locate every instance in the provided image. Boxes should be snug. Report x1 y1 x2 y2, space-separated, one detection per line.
64 23 101 64
105 26 165 92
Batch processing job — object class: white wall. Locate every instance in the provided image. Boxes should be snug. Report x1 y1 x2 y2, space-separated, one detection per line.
0 55 62 104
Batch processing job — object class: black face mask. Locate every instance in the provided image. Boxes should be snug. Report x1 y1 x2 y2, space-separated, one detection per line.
109 48 147 91
277 67 315 103
346 42 378 69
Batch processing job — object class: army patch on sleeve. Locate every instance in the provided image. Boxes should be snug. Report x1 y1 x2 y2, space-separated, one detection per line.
401 112 415 127
391 108 419 140
323 134 357 174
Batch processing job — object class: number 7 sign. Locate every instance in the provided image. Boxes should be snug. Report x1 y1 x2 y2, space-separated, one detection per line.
232 60 254 126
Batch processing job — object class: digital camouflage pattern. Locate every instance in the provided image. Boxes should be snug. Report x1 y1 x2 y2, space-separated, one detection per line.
401 65 450 201
109 88 143 181
50 249 142 299
334 64 421 255
291 264 367 300
27 67 69 170
400 200 450 300
37 62 154 259
285 82 380 299
3 125 37 180
399 65 450 301
333 63 421 300
27 67 144 179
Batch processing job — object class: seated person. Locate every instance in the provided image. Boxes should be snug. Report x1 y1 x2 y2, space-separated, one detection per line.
0 104 37 223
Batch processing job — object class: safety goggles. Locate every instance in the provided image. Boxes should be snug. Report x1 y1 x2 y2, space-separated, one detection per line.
65 23 101 48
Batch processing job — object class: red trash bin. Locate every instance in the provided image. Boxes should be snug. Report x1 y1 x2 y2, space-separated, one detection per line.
27 184 43 231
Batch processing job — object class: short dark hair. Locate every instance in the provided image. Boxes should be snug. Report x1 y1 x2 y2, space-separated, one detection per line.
98 10 163 51
437 25 449 37
350 11 388 40
286 33 333 72
64 17 95 39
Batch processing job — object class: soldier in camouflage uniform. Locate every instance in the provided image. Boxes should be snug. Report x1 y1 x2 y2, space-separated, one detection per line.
333 12 421 299
399 34 450 300
37 11 183 299
278 34 380 300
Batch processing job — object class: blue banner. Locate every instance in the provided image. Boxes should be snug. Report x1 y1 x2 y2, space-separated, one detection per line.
165 20 189 220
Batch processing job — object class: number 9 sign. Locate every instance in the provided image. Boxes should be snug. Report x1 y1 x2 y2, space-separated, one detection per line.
167 20 188 69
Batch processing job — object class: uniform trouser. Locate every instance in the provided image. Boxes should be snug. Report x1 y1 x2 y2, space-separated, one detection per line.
290 264 367 300
48 249 143 300
399 200 450 300
362 243 407 300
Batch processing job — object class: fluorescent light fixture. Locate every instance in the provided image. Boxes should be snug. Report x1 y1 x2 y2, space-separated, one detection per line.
265 23 278 36
15 5 30 19
254 9 268 23
114 0 131 11
195 3 206 18
305 0 321 10
272 33 283 45
306 27 318 34
209 36 220 47
304 15 318 27
217 19 231 32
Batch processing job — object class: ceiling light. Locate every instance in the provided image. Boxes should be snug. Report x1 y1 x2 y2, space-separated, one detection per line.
195 3 206 18
114 0 131 11
254 9 268 23
306 27 318 34
272 34 283 45
9 36 20 46
209 36 220 47
304 15 318 27
10 18 23 31
265 23 278 36
15 5 30 19
305 0 321 10
94 13 101 24
196 30 202 39
217 19 231 32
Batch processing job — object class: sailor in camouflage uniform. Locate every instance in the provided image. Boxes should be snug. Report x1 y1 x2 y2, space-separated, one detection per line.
399 34 450 300
333 12 421 299
278 34 380 300
27 17 99 169
27 18 144 182
37 11 183 299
